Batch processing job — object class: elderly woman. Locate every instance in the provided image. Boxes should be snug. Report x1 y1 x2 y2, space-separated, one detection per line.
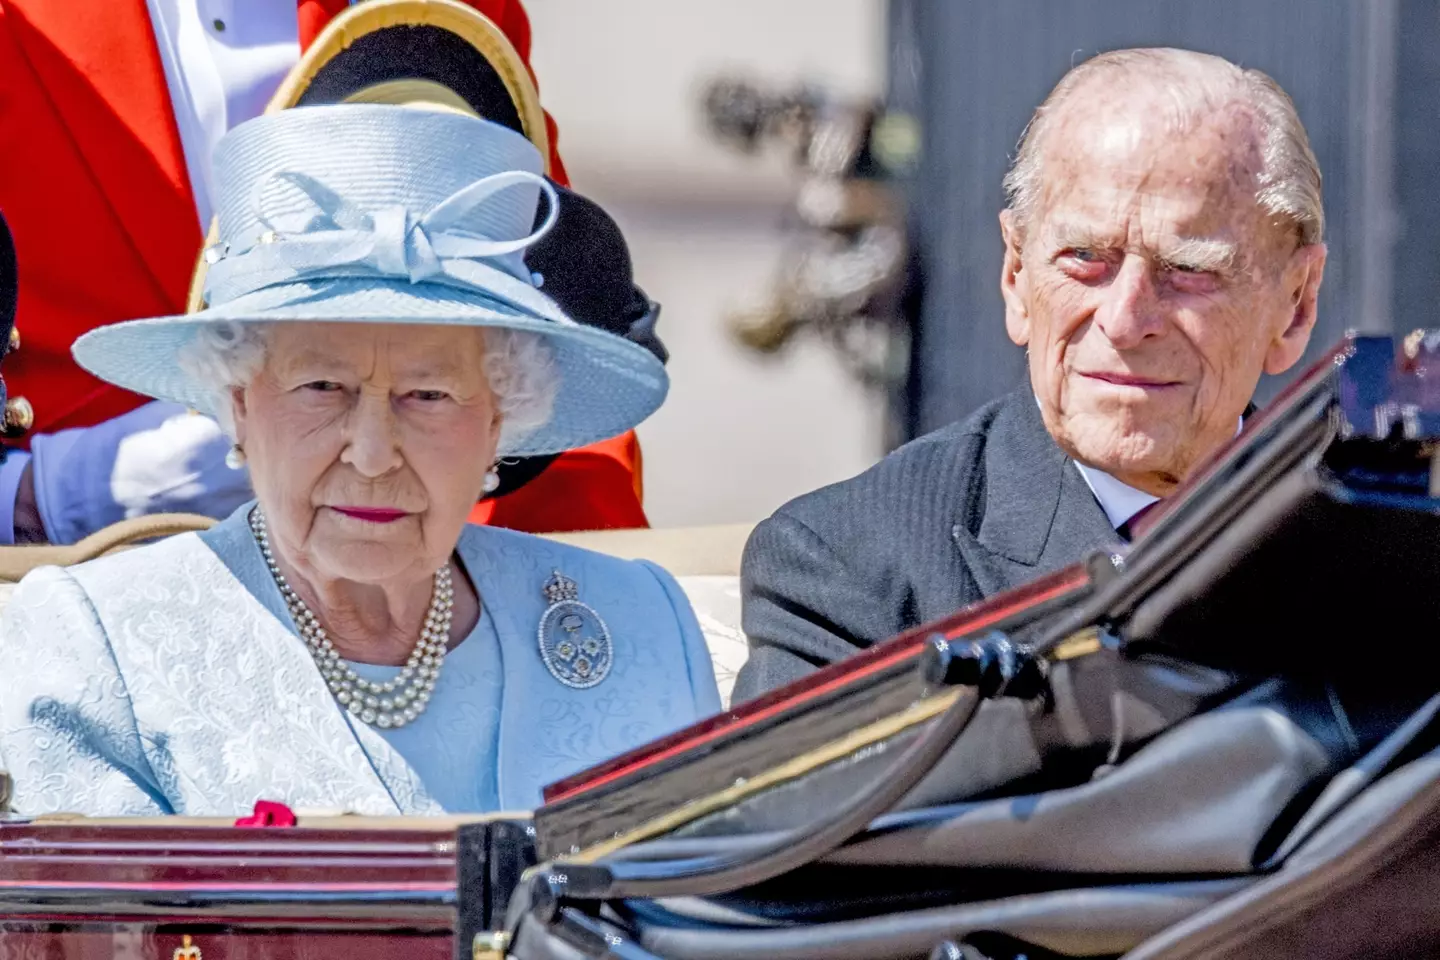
0 104 720 816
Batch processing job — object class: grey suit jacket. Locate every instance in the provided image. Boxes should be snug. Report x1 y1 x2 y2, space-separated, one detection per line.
734 389 1117 701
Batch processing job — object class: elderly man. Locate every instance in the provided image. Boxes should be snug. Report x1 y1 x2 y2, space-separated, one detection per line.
733 47 1328 700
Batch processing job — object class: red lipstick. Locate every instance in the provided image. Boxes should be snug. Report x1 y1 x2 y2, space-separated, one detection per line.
332 507 409 524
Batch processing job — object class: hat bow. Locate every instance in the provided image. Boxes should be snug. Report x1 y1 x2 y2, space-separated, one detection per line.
204 170 563 315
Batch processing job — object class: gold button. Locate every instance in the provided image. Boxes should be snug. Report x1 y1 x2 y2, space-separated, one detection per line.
7 326 18 353
3 395 33 435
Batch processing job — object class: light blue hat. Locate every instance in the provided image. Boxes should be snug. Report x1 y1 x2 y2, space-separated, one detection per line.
71 104 668 457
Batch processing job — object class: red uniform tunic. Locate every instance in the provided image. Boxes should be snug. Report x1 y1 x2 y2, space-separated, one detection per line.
0 0 647 533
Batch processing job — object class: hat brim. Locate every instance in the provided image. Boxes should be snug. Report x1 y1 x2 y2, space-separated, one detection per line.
73 278 668 459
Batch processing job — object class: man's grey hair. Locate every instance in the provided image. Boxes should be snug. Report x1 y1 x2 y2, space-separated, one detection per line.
1003 47 1324 246
177 321 558 452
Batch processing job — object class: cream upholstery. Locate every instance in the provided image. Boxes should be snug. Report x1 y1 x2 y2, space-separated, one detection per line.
0 513 216 582
0 519 754 709
543 524 752 577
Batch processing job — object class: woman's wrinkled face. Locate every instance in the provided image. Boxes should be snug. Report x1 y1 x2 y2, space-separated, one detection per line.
233 322 500 587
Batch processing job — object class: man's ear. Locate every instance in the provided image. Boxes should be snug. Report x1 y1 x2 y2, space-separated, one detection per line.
999 209 1032 347
1264 242 1327 375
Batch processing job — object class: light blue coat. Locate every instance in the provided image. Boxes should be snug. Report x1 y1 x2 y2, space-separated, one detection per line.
0 506 720 816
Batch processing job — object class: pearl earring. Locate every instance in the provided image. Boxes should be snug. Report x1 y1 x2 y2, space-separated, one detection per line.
482 466 501 494
225 444 247 469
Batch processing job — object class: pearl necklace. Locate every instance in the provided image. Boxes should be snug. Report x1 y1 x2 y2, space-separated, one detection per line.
248 508 453 730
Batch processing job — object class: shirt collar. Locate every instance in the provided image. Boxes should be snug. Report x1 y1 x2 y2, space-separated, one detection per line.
1072 463 1159 529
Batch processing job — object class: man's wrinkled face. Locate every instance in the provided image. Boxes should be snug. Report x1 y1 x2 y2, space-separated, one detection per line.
1000 95 1325 494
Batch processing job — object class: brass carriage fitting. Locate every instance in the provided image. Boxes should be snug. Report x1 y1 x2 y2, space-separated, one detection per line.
1404 327 1426 360
473 930 511 960
7 326 17 353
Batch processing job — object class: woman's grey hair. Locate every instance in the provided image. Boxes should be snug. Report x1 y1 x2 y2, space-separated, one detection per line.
1003 47 1324 246
177 322 558 452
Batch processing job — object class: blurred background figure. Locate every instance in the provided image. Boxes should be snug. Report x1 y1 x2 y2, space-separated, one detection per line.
0 0 648 544
527 0 1438 527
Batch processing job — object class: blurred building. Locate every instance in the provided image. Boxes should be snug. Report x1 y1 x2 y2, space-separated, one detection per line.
527 0 888 527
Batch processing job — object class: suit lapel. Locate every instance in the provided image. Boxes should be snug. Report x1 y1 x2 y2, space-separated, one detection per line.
954 391 1115 595
4 0 199 307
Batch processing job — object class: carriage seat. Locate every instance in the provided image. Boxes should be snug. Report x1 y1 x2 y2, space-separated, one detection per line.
0 516 754 708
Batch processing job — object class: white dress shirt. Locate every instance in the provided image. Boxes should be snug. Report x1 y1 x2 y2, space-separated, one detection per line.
144 0 301 225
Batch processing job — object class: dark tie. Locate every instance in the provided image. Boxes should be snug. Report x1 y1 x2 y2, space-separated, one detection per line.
1116 500 1162 543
